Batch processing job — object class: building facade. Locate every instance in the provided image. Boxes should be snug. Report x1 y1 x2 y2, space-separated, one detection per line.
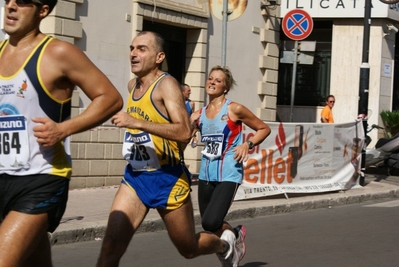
1 0 397 189
278 0 399 143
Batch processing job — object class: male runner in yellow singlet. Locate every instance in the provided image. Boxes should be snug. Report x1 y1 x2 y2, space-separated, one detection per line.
96 31 238 267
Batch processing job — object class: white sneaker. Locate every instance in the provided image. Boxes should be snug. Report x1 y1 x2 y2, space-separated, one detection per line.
234 225 247 263
218 229 236 267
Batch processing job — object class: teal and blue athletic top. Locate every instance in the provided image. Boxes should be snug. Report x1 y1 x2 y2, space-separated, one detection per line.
197 99 243 183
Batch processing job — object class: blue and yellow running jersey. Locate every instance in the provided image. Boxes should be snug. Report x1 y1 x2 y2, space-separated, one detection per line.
0 36 72 178
122 73 182 171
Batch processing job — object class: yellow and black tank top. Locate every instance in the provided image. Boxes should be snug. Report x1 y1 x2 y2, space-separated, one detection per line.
122 73 182 171
0 36 72 178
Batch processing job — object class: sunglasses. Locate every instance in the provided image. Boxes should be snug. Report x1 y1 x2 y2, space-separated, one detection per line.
5 0 43 5
329 101 335 103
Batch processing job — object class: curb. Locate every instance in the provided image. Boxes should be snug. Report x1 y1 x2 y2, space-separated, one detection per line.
50 186 399 246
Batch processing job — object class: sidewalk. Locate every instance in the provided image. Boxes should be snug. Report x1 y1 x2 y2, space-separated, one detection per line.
50 174 399 246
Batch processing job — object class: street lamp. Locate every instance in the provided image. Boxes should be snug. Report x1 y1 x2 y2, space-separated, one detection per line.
358 0 398 185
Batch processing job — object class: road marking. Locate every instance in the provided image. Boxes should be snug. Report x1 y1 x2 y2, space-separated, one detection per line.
364 199 399 208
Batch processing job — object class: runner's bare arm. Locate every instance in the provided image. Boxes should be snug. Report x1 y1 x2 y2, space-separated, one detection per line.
32 39 123 146
111 76 191 143
229 103 271 162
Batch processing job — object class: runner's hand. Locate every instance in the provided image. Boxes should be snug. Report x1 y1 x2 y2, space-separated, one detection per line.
32 117 65 147
233 143 250 163
111 111 136 128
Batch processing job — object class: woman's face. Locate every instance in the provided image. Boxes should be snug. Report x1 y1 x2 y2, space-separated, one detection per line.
206 70 227 96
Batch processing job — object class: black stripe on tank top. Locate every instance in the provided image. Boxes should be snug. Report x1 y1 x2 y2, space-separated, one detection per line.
24 37 71 122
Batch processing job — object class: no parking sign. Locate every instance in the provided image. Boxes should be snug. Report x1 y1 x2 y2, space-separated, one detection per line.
282 9 313 41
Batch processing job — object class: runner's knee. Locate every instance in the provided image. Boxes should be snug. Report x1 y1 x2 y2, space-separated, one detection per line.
201 216 223 233
176 246 197 259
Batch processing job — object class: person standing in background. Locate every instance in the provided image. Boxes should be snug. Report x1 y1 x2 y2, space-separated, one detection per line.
182 83 195 115
0 1 123 266
321 95 335 123
181 83 198 148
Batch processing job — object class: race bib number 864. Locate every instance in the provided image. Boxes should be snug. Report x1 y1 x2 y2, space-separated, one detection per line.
0 115 30 170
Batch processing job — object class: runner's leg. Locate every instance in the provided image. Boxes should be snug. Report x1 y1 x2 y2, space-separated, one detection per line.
24 230 53 267
0 211 50 267
158 196 227 259
199 181 239 236
96 184 149 267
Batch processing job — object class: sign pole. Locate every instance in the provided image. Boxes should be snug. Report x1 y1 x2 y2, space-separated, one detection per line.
221 0 228 66
282 9 313 122
290 40 299 122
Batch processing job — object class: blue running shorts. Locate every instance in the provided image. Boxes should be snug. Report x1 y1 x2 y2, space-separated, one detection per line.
123 164 191 210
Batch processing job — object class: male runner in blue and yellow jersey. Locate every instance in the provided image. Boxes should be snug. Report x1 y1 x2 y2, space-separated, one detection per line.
96 31 237 267
0 1 123 266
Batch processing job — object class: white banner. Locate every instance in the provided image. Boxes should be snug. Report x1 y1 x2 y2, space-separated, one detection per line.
236 121 365 200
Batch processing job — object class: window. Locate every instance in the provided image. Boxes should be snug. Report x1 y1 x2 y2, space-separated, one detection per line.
278 21 332 106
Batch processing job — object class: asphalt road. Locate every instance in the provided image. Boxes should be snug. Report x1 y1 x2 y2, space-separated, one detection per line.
52 198 399 267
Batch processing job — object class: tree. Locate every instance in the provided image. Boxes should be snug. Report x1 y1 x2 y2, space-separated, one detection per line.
380 110 399 137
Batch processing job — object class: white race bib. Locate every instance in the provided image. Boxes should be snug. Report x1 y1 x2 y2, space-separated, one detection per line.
201 134 224 161
0 115 30 170
122 131 160 171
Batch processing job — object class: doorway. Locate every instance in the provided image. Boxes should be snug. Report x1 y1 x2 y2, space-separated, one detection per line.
143 20 187 83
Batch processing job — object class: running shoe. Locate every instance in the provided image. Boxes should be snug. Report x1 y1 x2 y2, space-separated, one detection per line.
218 229 236 267
234 225 247 263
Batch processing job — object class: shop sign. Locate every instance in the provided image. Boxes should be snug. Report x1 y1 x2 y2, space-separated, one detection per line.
281 0 399 20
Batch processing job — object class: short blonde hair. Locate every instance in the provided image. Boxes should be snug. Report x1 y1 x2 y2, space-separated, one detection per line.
209 65 237 94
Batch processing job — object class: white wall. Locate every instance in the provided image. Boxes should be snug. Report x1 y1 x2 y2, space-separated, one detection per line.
0 4 7 40
207 0 266 115
74 1 133 108
330 18 395 147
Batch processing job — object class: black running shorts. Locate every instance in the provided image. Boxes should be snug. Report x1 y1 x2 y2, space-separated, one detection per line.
0 173 69 233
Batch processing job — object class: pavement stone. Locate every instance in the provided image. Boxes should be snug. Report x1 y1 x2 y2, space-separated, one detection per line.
50 174 399 246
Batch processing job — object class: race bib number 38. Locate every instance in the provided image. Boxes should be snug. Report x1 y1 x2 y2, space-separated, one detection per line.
0 115 30 170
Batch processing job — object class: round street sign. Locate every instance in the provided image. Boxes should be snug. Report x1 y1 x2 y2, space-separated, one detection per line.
282 9 313 41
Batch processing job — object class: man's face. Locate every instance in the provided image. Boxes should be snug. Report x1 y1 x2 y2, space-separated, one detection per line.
182 86 191 99
326 97 335 109
129 33 164 76
3 0 42 36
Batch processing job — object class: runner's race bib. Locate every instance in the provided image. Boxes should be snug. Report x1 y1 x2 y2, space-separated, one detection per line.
201 134 224 160
0 115 30 170
122 131 160 171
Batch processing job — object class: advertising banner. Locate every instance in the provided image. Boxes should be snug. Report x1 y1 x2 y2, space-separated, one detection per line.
236 121 365 200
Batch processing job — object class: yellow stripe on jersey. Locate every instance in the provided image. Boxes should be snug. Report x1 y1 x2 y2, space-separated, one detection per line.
51 141 72 178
